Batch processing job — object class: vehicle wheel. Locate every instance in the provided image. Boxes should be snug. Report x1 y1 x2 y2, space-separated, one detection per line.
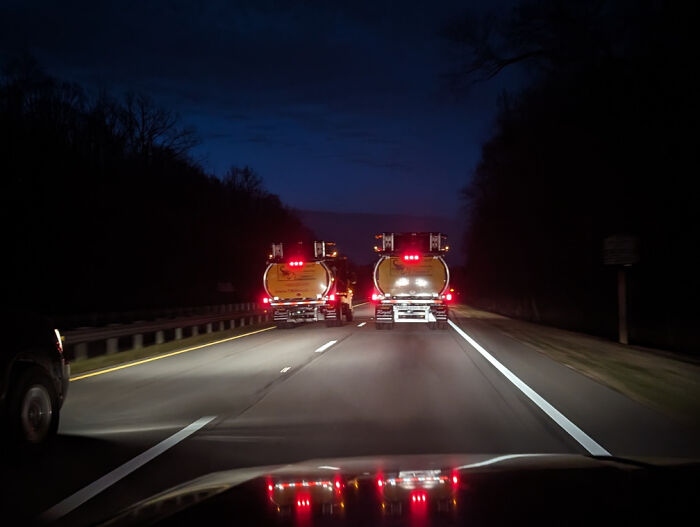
346 307 354 322
9 368 59 446
276 322 289 329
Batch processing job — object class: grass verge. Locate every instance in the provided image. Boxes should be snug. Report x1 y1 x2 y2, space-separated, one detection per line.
70 322 276 377
452 305 700 426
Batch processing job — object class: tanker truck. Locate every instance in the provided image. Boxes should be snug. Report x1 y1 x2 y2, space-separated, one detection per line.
263 241 354 328
371 232 452 329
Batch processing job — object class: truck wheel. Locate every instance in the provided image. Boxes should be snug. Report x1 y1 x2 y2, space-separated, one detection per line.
345 307 354 322
335 307 343 326
9 367 60 447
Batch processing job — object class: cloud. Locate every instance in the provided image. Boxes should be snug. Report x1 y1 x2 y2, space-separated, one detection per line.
349 157 413 173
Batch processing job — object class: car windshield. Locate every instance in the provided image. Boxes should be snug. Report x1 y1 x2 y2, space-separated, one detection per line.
1 1 698 525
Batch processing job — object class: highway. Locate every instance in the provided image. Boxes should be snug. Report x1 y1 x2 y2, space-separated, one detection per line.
3 303 699 525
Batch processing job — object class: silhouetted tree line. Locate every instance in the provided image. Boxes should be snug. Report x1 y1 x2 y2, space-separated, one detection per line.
1 57 311 316
449 1 699 352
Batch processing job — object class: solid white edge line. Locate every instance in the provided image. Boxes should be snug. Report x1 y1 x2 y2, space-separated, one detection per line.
315 340 337 353
39 415 216 523
357 322 367 327
448 320 610 456
280 366 292 373
455 453 555 470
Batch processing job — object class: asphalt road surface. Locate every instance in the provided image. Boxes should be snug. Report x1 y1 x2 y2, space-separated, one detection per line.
3 303 699 525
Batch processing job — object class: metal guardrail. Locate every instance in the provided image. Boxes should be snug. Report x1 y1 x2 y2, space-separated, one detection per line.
64 303 271 361
54 302 259 331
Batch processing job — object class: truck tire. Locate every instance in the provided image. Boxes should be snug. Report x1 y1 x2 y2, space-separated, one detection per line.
345 306 354 322
9 367 60 447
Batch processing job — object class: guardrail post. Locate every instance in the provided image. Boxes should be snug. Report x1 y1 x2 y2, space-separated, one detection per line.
132 333 143 349
74 343 88 361
155 330 165 344
218 321 225 331
206 323 213 334
240 317 246 327
175 327 182 340
192 325 199 337
106 338 118 354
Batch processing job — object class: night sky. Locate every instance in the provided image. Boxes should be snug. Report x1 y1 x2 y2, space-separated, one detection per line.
0 0 519 218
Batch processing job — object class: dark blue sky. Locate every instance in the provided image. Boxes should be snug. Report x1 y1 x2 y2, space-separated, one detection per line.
1 0 520 217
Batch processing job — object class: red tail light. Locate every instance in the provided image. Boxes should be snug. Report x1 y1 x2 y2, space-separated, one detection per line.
445 293 453 302
262 297 269 304
288 260 305 267
329 293 335 301
402 254 421 262
411 491 427 503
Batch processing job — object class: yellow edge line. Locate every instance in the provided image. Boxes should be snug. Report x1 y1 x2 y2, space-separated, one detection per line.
70 326 276 381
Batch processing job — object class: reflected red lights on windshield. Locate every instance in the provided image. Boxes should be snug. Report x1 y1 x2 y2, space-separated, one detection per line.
288 260 305 267
411 491 428 503
402 254 421 262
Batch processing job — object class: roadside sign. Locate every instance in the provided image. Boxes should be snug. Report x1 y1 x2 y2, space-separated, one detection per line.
603 235 639 265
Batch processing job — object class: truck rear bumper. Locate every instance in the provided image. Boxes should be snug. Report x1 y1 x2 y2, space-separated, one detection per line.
376 303 448 323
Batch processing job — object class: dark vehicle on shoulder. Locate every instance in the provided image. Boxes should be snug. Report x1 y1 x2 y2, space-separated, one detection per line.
0 311 70 446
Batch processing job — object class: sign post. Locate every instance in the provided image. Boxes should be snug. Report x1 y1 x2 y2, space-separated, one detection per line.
603 235 639 345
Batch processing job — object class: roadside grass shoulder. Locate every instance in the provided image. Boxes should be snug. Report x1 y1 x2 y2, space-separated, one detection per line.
452 305 700 426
